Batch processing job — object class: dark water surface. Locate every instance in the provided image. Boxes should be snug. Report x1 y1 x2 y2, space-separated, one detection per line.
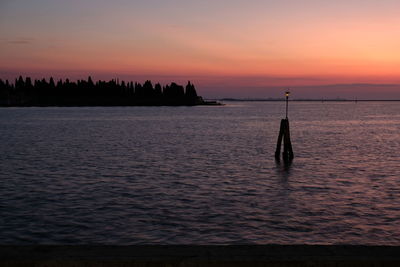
1 101 399 245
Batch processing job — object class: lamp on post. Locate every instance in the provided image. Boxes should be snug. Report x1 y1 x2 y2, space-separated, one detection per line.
275 90 294 161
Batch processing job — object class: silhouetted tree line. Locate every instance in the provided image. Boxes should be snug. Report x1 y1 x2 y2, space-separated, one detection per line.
0 76 204 106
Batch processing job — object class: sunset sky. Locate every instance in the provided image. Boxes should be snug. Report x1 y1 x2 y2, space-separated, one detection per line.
1 0 400 98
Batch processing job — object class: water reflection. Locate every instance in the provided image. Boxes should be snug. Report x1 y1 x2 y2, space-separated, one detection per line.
275 158 293 180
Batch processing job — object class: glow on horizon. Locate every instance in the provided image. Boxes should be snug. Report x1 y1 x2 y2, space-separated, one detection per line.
1 0 400 98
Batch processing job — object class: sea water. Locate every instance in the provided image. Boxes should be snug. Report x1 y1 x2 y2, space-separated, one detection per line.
1 101 399 245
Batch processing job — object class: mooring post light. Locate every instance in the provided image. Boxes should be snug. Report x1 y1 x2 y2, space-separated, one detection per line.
285 90 290 119
275 90 294 161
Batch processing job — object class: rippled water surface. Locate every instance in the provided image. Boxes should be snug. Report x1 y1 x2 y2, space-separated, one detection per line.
1 101 400 245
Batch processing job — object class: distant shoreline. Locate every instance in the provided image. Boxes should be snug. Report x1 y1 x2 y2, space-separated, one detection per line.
3 99 399 107
219 98 400 102
0 101 222 108
0 76 223 107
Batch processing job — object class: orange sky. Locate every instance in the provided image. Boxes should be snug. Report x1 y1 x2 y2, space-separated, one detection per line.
1 0 400 98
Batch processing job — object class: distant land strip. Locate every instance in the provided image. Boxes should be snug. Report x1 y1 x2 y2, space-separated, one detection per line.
220 98 400 102
0 76 221 107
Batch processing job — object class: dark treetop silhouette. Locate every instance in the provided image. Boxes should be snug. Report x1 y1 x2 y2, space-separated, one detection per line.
0 76 217 106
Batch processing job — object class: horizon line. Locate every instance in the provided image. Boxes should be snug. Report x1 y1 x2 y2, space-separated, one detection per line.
215 98 400 102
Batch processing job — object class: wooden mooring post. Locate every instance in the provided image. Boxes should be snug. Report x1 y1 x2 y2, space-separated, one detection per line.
275 91 294 161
